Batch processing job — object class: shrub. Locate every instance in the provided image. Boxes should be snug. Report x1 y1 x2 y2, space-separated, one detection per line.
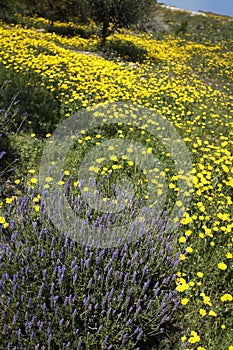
107 38 148 63
0 66 61 136
48 23 96 39
174 20 188 35
0 182 181 349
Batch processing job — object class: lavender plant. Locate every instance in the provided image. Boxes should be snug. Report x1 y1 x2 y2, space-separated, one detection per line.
0 182 181 349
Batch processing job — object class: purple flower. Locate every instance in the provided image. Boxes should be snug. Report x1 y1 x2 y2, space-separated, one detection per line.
17 329 22 340
142 278 151 293
37 282 45 298
135 306 142 316
30 331 35 342
74 328 79 335
42 303 47 315
136 329 143 341
122 332 128 345
125 296 130 307
103 335 109 344
0 150 6 160
3 324 7 335
123 272 129 286
87 278 93 289
72 308 77 320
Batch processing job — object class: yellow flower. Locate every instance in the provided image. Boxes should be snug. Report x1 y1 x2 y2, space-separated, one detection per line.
14 179 20 184
218 262 227 270
181 213 192 225
185 230 192 236
181 298 189 305
45 176 53 183
179 236 186 243
186 246 193 253
112 164 119 170
30 178 37 184
84 136 91 141
179 253 186 261
57 180 65 185
188 330 200 344
96 157 106 164
146 147 153 154
220 293 232 302
226 252 232 259
199 308 206 316
197 272 204 278
89 166 99 173
110 155 118 162
6 196 14 204
176 283 189 292
0 216 6 224
34 204 40 212
203 295 212 306
209 310 217 317
64 170 70 176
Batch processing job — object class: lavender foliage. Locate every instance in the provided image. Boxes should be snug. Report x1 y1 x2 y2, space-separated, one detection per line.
0 185 181 349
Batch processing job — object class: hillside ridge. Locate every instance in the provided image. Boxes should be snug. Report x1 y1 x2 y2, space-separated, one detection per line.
159 2 233 19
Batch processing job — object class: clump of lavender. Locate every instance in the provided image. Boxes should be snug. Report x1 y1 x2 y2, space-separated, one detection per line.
0 184 181 349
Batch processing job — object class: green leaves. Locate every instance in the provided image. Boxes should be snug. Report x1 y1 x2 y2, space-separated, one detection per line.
86 0 156 49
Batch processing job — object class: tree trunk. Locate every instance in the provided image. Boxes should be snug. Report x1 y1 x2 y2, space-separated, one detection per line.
100 19 109 51
47 18 54 32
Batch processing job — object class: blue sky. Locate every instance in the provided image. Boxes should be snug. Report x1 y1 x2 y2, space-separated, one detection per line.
158 0 233 17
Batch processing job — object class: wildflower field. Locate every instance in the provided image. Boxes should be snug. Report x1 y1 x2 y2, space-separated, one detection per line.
0 6 233 350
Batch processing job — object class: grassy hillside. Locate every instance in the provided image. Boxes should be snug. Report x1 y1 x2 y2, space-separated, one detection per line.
0 5 232 350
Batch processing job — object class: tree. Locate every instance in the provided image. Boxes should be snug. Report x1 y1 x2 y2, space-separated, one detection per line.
0 0 23 20
86 0 157 50
21 0 87 29
21 0 71 28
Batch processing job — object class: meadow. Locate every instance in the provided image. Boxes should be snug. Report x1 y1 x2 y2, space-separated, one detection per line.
0 6 233 349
